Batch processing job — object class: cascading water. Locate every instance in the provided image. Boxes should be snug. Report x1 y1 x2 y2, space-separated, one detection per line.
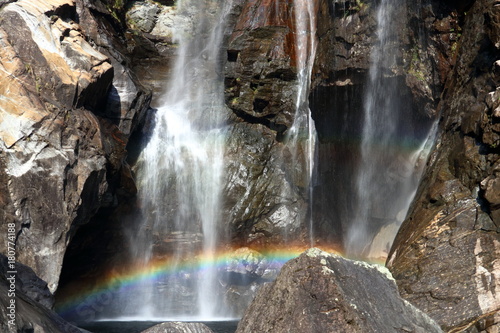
122 0 235 319
345 0 436 258
285 0 318 246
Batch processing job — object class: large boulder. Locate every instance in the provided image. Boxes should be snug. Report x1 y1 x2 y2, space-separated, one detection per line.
0 254 53 309
236 248 443 333
388 0 500 331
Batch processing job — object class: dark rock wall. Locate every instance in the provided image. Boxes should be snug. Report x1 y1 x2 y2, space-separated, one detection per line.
223 0 317 246
388 0 500 331
309 0 442 245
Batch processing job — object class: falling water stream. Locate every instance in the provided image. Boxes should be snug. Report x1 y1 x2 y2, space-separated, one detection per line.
121 0 319 320
345 0 436 258
127 0 235 319
285 0 318 246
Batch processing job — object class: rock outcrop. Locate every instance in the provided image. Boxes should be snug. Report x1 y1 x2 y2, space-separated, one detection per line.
0 0 149 296
0 254 53 309
0 265 84 333
236 248 443 333
388 0 500 331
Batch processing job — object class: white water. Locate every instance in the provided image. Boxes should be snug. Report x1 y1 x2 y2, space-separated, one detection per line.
119 0 319 320
127 0 235 319
285 0 318 246
345 0 436 258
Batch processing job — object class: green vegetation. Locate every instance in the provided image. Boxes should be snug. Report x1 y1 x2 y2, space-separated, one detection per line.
353 0 368 12
105 0 126 23
408 45 426 82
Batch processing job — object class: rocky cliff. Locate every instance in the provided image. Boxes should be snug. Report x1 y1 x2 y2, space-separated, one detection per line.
0 0 150 318
388 0 500 332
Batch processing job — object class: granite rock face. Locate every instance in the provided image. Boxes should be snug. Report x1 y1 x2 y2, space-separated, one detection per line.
236 248 443 333
0 0 149 295
309 0 460 246
388 0 500 331
223 123 308 246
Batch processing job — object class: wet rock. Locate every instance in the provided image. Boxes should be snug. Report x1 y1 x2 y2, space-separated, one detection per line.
236 248 443 333
220 247 282 316
225 0 299 135
388 1 500 331
223 123 307 245
140 322 214 333
223 0 316 246
222 247 275 279
313 0 375 86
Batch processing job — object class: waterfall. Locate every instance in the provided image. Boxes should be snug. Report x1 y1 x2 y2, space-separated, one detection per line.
123 0 235 320
285 0 318 246
345 0 436 259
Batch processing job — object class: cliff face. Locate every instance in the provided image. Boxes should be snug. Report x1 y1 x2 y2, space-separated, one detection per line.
0 0 149 295
388 0 500 331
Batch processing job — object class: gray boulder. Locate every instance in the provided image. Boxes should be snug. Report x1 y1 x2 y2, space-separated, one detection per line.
236 248 443 333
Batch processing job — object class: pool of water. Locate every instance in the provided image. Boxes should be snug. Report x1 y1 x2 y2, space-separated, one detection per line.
78 321 239 333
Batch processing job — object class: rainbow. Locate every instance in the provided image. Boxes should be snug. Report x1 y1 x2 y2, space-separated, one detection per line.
55 245 340 320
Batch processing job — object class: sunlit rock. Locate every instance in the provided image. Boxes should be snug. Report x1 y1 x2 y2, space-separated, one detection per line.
236 248 443 333
0 0 147 296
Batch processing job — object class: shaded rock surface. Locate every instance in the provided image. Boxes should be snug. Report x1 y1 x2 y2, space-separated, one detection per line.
0 269 85 333
236 248 443 333
309 0 454 246
388 0 500 332
0 254 53 309
140 322 214 333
